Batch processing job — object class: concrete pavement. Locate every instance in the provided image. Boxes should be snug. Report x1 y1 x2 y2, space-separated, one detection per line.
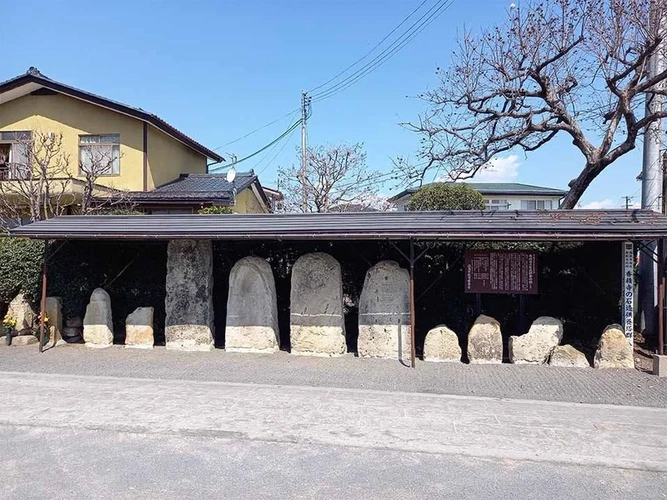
2 371 666 472
3 426 666 500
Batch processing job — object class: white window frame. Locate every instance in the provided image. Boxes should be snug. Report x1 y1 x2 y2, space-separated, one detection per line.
79 134 121 176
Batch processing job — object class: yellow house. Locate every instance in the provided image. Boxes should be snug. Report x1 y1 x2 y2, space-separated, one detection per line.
0 67 273 215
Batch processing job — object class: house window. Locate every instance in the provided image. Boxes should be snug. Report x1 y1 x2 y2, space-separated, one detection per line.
0 131 31 180
521 200 553 210
79 134 120 175
484 199 509 210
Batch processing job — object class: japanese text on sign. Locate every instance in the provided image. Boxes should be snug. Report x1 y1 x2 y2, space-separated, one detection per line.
464 250 538 295
622 242 634 347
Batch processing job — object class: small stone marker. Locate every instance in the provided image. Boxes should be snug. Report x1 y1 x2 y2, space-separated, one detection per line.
653 355 667 377
125 307 154 349
62 317 83 343
9 335 38 346
290 253 346 357
594 324 634 369
508 316 563 364
225 256 279 353
358 261 411 361
83 288 114 348
467 314 503 364
549 345 589 368
45 297 63 344
5 294 36 334
423 325 461 362
165 240 214 351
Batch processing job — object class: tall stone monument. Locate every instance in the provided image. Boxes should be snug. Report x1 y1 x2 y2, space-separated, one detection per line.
290 252 346 356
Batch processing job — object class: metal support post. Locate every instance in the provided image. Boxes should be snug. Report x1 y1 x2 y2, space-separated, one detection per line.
38 261 47 353
409 239 416 369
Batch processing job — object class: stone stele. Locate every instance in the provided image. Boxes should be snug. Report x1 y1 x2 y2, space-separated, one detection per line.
5 293 36 334
549 345 590 368
594 324 634 369
290 252 346 357
467 315 503 364
45 296 63 344
423 325 461 362
83 288 114 348
165 240 214 351
225 256 279 353
508 316 564 364
358 261 411 361
125 307 154 349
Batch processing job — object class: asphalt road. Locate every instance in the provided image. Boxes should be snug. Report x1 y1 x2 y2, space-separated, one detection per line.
2 371 667 499
3 427 666 500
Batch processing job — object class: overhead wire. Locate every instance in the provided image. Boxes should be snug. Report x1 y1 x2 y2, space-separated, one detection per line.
256 124 300 176
307 0 430 94
309 0 455 103
251 109 301 169
209 118 302 172
212 107 300 151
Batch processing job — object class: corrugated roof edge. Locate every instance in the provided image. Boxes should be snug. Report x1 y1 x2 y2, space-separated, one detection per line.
9 209 667 242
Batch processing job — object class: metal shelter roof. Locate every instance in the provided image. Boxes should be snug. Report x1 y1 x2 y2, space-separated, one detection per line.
10 210 667 242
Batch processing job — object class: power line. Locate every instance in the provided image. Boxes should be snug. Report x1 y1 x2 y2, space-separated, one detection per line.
307 0 430 94
250 110 300 169
209 119 302 172
310 0 455 102
212 108 300 151
256 123 300 176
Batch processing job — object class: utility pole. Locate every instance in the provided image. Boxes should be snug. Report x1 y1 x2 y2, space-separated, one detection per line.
639 0 666 342
623 196 634 210
300 90 311 213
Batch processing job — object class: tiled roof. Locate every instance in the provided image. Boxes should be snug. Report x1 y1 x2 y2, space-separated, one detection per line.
131 172 257 202
0 67 223 162
390 182 568 201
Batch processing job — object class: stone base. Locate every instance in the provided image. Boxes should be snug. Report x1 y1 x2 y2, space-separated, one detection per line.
358 324 411 362
226 346 278 354
654 355 667 377
225 326 278 353
469 358 502 365
290 324 346 357
85 342 113 349
165 325 213 352
9 335 38 346
125 344 153 350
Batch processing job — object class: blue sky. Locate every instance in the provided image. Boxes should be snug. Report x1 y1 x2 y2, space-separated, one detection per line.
2 0 643 208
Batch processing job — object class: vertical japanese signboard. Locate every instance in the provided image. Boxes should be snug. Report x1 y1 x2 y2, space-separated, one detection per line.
622 242 634 346
464 250 538 294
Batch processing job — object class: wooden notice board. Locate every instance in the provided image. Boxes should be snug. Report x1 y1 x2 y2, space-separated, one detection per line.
464 250 538 295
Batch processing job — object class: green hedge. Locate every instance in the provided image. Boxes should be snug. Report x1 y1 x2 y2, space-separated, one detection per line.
0 237 44 304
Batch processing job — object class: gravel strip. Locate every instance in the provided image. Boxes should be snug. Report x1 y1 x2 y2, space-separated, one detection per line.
1 344 666 407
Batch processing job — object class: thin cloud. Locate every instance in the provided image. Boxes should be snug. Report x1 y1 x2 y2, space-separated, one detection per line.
580 199 617 209
471 155 521 182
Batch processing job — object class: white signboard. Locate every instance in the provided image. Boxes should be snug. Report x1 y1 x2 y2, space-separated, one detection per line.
622 242 634 346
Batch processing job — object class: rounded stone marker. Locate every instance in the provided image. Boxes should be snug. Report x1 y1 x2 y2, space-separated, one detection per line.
83 288 114 348
290 253 346 357
594 324 634 369
509 316 564 365
358 261 411 361
125 307 154 349
225 256 279 353
423 325 461 362
467 314 503 364
549 345 589 368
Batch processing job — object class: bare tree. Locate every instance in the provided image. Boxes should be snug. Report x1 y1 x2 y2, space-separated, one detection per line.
78 144 133 214
277 143 383 213
0 131 73 225
402 0 667 208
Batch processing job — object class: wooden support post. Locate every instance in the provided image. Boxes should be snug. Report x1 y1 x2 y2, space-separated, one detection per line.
659 239 665 356
518 295 526 334
38 261 47 353
409 239 416 369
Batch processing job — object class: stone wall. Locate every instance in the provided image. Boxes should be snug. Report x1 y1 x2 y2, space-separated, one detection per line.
165 240 214 351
